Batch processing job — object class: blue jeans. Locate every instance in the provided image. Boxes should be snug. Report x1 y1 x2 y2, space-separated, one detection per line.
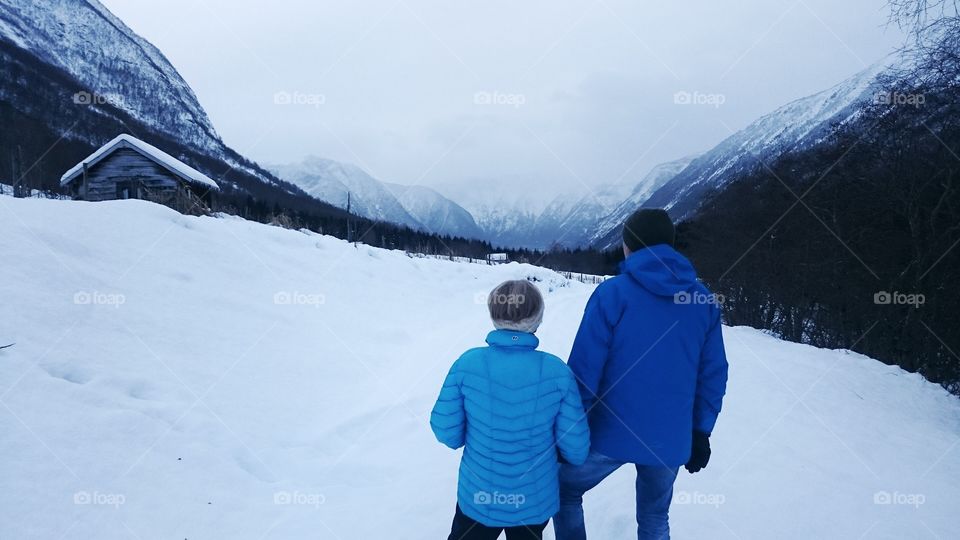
554 451 678 540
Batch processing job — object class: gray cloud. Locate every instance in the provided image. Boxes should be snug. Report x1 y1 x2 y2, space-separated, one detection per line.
101 0 905 201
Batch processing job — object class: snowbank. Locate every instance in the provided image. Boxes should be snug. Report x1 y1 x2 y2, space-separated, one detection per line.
0 196 956 539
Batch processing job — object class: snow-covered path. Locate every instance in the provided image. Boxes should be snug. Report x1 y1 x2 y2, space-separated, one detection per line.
1 197 957 539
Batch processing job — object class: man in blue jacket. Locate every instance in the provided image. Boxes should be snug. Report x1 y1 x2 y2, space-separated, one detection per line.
554 208 729 540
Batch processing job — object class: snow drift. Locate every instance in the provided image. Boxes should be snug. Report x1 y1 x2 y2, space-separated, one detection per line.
0 196 957 539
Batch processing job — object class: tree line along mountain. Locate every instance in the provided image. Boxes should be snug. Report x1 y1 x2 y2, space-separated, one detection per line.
0 0 957 394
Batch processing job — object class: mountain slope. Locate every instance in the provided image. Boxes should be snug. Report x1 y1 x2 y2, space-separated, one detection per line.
526 183 634 250
0 0 221 154
436 55 896 253
678 77 960 397
0 0 345 216
590 58 899 250
431 183 621 250
589 156 697 248
384 183 484 239
530 191 593 249
642 59 897 222
434 158 695 250
1 195 957 539
270 157 422 230
433 178 549 249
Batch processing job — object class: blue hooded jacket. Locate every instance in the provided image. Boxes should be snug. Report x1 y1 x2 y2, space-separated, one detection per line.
431 330 590 527
568 244 728 466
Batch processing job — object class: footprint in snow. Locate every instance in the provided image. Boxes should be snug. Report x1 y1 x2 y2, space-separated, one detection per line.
233 449 277 483
40 363 94 385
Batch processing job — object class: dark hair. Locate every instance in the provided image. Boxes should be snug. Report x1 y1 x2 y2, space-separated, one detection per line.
487 280 544 325
623 208 675 252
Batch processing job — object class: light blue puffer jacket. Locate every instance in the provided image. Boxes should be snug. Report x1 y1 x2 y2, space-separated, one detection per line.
431 330 590 527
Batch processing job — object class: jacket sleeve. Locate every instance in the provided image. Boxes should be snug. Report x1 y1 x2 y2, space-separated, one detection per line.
693 306 729 434
568 283 617 413
555 370 591 465
430 360 466 449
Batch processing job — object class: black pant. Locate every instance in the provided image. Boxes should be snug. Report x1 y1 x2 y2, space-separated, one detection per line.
447 504 548 540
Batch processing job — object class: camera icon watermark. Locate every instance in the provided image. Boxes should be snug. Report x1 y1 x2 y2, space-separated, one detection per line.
73 290 126 308
673 490 725 508
874 91 925 108
273 291 326 307
873 291 924 308
873 490 925 508
74 490 125 508
473 490 492 505
273 490 325 508
273 90 326 108
72 91 125 108
673 90 726 108
674 290 724 305
473 90 526 108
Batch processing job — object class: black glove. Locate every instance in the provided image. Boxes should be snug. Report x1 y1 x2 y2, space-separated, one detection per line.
684 431 711 474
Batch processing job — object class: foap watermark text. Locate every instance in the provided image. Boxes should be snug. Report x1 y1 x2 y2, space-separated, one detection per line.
874 291 924 308
674 290 724 305
274 291 326 307
473 490 526 508
673 91 726 108
274 91 326 108
74 290 126 307
474 90 526 108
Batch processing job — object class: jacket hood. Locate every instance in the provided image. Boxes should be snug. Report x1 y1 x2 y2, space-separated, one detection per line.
620 244 699 297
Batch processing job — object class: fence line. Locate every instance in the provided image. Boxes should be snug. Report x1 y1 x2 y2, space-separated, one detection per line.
405 252 608 285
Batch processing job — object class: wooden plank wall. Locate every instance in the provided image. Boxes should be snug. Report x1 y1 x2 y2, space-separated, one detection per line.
81 147 181 201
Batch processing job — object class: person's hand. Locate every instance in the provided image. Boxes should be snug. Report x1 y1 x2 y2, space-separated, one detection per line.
684 431 711 473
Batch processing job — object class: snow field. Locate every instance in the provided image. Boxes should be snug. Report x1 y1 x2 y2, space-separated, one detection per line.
0 196 957 539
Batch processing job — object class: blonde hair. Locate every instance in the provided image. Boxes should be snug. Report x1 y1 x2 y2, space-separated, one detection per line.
487 280 545 333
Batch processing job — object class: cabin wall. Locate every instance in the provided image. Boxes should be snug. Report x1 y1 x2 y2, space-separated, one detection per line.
81 147 180 202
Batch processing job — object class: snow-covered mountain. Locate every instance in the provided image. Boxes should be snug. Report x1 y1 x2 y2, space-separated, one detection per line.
0 0 330 206
2 194 957 538
383 183 484 239
530 191 594 249
270 157 483 239
433 177 548 249
0 0 222 154
653 59 897 218
433 160 693 250
437 55 902 251
584 156 696 248
433 178 637 250
270 157 422 230
1 0 502 242
526 182 633 250
591 57 901 249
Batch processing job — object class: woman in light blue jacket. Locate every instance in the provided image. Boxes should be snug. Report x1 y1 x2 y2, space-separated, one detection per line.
431 279 590 540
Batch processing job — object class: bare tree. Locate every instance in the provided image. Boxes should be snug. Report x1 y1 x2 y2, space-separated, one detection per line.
888 0 959 85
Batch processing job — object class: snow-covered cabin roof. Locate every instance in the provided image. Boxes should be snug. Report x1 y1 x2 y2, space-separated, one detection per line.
60 134 220 191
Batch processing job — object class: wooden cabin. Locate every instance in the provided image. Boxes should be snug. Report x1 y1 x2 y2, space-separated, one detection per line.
487 253 509 264
60 134 220 214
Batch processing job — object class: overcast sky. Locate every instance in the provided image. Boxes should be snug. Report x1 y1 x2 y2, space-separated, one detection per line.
101 0 904 199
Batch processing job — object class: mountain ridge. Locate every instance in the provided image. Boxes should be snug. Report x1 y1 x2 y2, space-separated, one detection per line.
592 55 904 249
